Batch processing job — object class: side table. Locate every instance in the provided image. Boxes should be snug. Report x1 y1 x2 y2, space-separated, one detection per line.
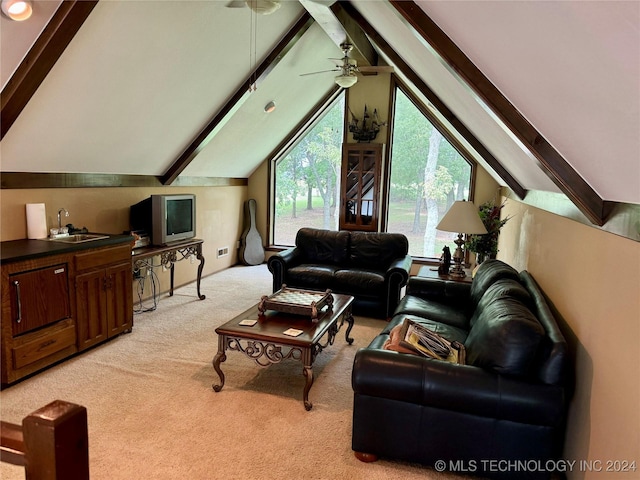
416 266 473 284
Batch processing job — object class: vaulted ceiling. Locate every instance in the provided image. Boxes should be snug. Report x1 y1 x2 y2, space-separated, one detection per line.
1 1 639 228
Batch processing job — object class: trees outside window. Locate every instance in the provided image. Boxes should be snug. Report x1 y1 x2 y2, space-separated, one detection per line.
273 95 344 246
387 88 472 258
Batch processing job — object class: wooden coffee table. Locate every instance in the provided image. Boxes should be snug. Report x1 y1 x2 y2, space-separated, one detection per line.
212 292 354 410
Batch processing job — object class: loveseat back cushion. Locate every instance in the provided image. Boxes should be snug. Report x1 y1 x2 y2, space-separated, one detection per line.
349 232 408 270
469 278 532 328
295 228 349 265
469 260 521 308
464 298 544 377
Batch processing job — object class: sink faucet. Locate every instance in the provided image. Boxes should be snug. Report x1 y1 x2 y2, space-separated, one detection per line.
58 208 69 229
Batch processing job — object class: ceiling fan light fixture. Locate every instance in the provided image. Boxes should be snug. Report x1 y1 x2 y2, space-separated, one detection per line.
1 0 32 21
245 0 280 15
335 73 358 89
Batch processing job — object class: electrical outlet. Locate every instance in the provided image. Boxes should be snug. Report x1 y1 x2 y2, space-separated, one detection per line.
217 246 229 258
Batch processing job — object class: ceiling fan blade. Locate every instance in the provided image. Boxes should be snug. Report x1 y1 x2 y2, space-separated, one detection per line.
300 69 340 77
226 0 246 7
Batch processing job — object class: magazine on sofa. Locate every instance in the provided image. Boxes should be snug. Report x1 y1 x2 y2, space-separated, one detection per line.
399 318 465 364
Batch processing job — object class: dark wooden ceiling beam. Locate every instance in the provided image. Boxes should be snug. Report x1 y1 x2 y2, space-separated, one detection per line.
299 0 376 67
336 2 527 200
161 13 314 185
1 1 98 140
389 1 607 226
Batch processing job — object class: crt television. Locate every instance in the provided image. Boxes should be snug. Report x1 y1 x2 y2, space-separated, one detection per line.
130 194 196 246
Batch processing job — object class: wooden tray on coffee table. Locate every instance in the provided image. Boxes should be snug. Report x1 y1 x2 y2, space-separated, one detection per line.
258 285 333 320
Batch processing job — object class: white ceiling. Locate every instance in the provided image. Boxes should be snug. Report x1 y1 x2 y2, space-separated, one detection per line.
1 0 638 205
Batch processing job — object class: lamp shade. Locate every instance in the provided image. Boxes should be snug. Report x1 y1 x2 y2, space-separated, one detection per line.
436 200 487 234
335 73 357 88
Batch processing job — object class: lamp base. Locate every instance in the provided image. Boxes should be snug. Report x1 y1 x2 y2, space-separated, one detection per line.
449 265 467 278
450 233 467 278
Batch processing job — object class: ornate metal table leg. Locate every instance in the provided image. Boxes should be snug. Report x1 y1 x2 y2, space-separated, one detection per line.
212 350 226 392
344 307 355 345
303 366 314 411
196 244 206 300
169 264 175 296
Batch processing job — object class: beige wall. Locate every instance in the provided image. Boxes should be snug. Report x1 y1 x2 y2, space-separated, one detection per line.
498 197 640 479
0 186 246 292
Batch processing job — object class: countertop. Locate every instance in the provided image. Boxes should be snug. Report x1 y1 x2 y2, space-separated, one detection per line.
1 234 134 264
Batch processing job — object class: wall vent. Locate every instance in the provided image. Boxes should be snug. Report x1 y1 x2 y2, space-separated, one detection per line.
217 246 229 258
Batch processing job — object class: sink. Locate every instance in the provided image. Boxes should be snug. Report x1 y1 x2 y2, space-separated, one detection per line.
49 234 109 243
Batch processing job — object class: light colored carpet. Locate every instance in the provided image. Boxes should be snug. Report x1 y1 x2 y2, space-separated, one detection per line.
1 265 466 480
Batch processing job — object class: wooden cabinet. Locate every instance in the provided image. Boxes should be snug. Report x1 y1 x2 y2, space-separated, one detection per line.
75 245 133 351
1 255 77 385
340 143 383 231
1 239 134 385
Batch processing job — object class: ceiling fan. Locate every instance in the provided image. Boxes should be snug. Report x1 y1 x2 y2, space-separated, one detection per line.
226 0 281 15
301 42 394 88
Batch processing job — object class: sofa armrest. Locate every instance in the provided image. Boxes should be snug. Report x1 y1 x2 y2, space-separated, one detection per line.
352 348 565 427
406 275 473 310
382 255 412 317
385 255 412 279
267 247 303 292
385 255 412 286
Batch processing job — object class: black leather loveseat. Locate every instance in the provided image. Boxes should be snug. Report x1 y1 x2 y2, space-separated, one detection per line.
351 260 571 479
267 228 412 319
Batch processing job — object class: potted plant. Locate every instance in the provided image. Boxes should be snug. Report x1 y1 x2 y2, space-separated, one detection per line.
466 200 510 263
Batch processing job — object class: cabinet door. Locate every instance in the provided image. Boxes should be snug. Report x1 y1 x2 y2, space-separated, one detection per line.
106 262 133 336
75 270 108 350
340 143 382 231
9 265 71 336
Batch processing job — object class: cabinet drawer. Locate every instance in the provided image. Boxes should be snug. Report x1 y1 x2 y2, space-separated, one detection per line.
75 244 131 271
12 319 76 370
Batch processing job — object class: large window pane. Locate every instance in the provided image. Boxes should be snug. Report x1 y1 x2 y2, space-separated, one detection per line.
273 96 344 246
388 89 472 258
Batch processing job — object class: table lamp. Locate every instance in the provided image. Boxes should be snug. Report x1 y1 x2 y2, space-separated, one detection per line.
436 200 487 278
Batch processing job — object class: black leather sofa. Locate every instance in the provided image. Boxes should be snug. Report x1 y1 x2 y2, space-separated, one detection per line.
267 228 412 319
351 260 571 479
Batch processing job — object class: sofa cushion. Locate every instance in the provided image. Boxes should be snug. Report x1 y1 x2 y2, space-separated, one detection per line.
295 228 349 265
286 264 339 289
469 278 532 327
469 260 521 308
464 298 544 377
334 268 385 295
349 231 408 269
394 294 469 330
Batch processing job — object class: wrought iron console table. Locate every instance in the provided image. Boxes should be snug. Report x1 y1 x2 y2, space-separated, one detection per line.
132 238 205 300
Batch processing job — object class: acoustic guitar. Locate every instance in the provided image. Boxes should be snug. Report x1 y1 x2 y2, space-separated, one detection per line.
239 198 265 265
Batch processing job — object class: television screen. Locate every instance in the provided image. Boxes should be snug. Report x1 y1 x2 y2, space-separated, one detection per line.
166 198 193 235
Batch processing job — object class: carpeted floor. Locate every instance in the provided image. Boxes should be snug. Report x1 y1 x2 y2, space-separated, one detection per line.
0 265 469 480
